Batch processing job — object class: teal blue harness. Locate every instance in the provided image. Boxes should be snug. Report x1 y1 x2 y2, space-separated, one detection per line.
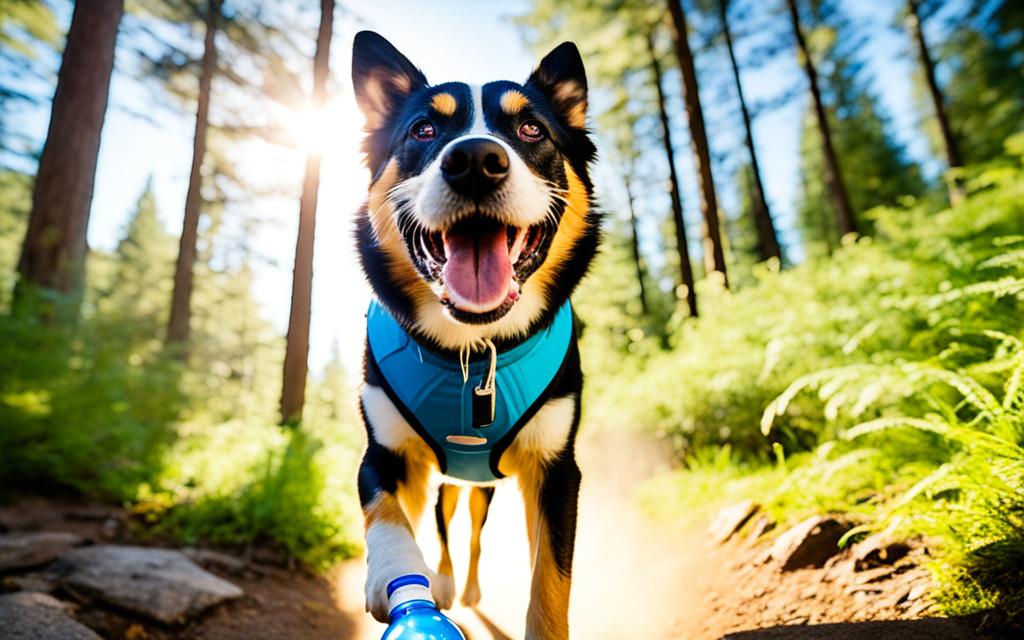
366 300 574 482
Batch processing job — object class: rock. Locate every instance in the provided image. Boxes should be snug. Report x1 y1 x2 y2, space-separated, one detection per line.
182 547 252 577
101 518 121 539
0 592 101 640
0 531 83 572
57 545 243 624
745 515 775 544
884 583 914 608
768 515 852 571
65 506 114 522
708 500 761 545
852 565 897 584
907 582 929 602
852 533 911 571
6 572 58 593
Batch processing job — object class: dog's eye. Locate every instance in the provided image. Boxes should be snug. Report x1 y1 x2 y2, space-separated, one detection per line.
517 120 545 143
411 120 436 142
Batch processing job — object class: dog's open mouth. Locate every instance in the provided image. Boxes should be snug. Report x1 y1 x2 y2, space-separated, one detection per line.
416 215 548 318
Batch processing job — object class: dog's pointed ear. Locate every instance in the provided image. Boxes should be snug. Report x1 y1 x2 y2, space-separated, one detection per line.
352 31 427 131
526 42 588 129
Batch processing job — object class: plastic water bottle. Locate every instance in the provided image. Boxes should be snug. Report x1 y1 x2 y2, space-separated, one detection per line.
382 574 466 640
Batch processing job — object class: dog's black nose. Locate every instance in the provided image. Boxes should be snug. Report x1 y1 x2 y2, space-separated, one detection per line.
441 137 509 199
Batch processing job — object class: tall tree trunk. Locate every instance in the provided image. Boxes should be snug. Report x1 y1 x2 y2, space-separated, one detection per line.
280 0 335 425
786 0 858 238
15 0 123 318
718 0 782 265
622 172 650 318
647 33 698 318
666 0 729 288
167 0 221 349
907 0 964 204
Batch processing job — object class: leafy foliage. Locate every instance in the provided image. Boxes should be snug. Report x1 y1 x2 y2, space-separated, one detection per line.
610 135 1024 617
0 173 363 566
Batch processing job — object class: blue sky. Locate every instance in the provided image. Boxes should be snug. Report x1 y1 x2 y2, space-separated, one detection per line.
4 0 942 373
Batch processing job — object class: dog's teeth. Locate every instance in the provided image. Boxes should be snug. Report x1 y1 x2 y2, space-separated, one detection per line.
509 227 529 264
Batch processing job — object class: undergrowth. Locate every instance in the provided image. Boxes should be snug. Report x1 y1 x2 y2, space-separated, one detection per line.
0 291 364 568
620 135 1024 618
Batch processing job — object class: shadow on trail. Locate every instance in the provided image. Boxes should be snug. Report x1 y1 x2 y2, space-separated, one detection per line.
467 609 514 640
722 616 990 640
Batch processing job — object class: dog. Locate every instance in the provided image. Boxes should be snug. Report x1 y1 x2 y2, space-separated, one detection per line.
351 30 599 639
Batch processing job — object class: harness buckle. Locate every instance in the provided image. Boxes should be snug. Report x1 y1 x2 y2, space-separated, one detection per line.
472 386 495 428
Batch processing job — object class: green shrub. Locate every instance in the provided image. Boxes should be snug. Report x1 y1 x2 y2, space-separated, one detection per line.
628 135 1024 618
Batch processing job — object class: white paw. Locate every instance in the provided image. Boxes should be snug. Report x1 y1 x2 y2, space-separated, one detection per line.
460 580 481 608
364 565 436 622
433 571 455 610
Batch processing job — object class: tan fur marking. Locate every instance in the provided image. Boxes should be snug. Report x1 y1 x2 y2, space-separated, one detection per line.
431 92 458 116
525 162 590 300
500 89 529 115
461 487 490 607
554 81 587 128
366 161 437 307
566 101 587 128
436 484 460 579
516 460 571 639
359 71 416 131
364 492 411 531
396 446 435 528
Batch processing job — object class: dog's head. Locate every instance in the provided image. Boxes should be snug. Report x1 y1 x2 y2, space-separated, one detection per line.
352 31 598 350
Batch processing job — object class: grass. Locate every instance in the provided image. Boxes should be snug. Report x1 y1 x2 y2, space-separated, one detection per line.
0 290 365 568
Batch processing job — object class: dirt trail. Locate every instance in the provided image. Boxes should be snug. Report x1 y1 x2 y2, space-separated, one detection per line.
1 430 1001 639
328 429 989 639
333 428 704 639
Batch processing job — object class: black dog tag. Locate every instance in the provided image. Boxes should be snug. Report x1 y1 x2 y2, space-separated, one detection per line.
472 386 495 428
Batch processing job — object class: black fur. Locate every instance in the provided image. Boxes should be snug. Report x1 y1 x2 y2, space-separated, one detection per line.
356 427 407 507
352 31 428 176
541 445 582 577
435 484 453 545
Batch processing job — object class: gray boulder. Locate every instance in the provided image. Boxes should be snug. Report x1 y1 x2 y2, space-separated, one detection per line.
708 500 761 545
57 545 243 624
0 531 83 572
0 592 100 640
768 515 852 571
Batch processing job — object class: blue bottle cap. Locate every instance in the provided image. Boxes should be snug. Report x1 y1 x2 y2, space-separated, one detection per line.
387 574 430 598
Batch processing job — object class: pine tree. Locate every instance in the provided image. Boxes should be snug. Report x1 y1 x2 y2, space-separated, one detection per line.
795 0 925 256
714 0 782 265
0 170 32 308
906 0 963 203
14 0 123 319
725 160 767 287
0 0 60 159
647 30 699 318
281 0 335 426
106 178 176 325
167 0 221 350
786 0 856 241
914 0 1024 167
666 0 729 288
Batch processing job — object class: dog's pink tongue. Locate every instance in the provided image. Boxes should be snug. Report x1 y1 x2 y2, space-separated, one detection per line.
443 224 511 312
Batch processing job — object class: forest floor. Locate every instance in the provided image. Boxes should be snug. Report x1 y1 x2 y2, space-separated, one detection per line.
0 430 1010 639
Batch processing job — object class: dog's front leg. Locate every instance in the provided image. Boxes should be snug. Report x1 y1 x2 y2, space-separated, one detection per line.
358 442 433 622
519 449 582 640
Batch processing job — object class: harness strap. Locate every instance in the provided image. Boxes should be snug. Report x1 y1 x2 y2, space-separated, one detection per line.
366 301 574 482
